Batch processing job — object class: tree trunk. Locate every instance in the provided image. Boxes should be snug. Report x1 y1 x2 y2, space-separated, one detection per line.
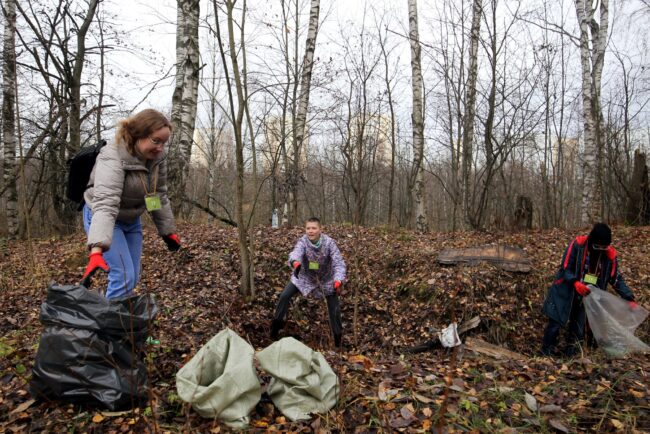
214 0 255 297
407 0 427 232
460 0 482 228
378 19 397 227
575 0 608 224
169 0 200 211
291 0 321 225
69 0 99 154
626 150 650 225
2 0 18 238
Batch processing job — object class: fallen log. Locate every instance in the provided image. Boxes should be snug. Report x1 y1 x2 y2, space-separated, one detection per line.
464 337 526 361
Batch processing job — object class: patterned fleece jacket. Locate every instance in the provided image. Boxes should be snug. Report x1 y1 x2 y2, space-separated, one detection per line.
288 234 346 297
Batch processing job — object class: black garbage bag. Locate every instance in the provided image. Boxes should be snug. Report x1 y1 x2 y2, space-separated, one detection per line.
29 283 158 410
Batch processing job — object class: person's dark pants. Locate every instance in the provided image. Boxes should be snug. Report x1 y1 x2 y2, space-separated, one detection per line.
541 299 586 357
271 282 342 342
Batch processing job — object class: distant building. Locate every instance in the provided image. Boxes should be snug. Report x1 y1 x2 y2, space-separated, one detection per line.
347 113 394 166
261 116 309 173
191 127 233 168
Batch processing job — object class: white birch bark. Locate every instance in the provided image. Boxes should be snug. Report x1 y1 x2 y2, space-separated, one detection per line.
291 0 321 223
407 0 428 232
170 0 200 205
575 0 608 224
2 0 18 238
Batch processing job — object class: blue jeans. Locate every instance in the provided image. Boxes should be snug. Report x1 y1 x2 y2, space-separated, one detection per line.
83 204 143 299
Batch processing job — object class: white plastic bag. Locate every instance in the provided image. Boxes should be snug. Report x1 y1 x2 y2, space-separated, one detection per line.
438 322 461 348
584 286 650 357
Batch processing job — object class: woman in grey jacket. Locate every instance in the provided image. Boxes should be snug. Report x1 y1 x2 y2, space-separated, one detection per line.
81 109 180 298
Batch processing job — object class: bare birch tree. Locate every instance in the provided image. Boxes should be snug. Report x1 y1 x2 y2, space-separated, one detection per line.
575 0 608 223
289 0 320 225
407 0 427 232
169 0 201 210
2 0 18 238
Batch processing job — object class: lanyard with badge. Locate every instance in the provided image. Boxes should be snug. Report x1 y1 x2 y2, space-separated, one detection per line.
583 252 601 286
307 240 325 271
139 166 161 212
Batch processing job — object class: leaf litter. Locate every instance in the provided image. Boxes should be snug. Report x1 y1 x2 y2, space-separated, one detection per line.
0 224 649 432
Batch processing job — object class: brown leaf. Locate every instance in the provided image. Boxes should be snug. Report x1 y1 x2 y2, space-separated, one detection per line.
539 404 562 413
524 393 538 412
10 399 35 415
389 417 413 428
549 418 569 433
413 393 434 404
400 404 415 420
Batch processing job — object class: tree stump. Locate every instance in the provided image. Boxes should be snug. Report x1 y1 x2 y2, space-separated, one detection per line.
513 195 533 230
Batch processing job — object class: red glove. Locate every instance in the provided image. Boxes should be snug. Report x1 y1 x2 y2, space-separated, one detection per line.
606 246 617 261
292 261 301 277
574 281 590 297
629 301 639 311
162 233 181 251
334 280 342 295
82 251 109 287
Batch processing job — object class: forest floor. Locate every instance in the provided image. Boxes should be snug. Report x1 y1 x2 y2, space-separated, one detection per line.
1 223 649 433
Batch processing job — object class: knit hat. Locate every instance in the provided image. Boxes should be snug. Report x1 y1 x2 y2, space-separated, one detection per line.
588 223 612 246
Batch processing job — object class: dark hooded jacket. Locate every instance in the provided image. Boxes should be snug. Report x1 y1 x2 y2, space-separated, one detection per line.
542 235 634 325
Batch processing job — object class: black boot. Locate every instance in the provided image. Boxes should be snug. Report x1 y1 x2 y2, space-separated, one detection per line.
270 319 284 340
334 333 342 348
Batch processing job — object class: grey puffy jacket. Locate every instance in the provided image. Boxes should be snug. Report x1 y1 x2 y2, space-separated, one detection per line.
84 141 176 250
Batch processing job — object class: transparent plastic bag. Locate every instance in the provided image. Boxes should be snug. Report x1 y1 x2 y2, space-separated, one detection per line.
584 286 649 357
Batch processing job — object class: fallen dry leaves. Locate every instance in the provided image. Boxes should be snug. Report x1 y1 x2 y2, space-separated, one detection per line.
0 224 649 432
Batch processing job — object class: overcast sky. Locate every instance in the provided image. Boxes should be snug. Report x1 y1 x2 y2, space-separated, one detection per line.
98 0 650 150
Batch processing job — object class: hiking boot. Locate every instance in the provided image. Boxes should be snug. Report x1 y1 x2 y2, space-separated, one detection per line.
270 319 285 340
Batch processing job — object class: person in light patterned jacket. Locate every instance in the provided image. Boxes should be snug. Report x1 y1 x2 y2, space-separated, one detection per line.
270 217 347 347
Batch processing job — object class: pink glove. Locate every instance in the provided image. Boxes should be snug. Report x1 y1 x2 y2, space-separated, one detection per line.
334 280 342 295
629 301 639 311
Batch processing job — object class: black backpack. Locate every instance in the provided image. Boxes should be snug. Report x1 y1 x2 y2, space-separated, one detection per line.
66 140 107 208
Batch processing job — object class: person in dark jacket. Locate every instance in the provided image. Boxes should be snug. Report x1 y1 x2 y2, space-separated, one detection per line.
541 223 638 357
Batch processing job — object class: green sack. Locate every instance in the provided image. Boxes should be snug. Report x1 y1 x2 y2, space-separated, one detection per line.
175 328 261 428
256 337 339 421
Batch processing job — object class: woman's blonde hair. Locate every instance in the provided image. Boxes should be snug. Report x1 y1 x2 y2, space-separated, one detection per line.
115 109 172 155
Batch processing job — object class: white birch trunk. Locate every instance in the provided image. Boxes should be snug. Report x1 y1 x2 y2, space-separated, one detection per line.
2 0 18 238
575 0 608 224
170 0 200 205
407 0 428 232
292 0 321 223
